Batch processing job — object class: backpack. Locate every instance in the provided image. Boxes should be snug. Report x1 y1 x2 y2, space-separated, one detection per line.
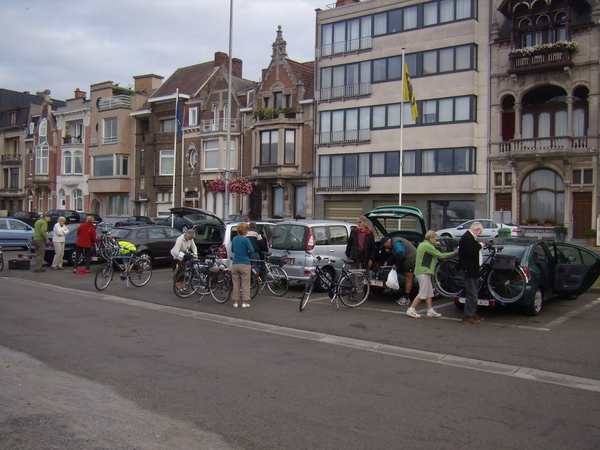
393 240 407 260
119 241 137 256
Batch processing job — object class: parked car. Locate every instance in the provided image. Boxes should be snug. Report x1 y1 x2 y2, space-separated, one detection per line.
453 237 600 316
0 217 34 249
114 216 155 227
77 212 102 224
203 221 276 268
158 207 225 233
270 220 358 290
436 219 524 239
10 211 40 220
37 222 104 266
109 225 182 266
226 214 251 222
46 209 81 224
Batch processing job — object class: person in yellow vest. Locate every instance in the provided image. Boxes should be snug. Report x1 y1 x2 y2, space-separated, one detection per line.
118 241 137 272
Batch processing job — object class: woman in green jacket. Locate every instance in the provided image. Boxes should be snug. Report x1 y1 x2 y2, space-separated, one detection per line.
406 230 457 318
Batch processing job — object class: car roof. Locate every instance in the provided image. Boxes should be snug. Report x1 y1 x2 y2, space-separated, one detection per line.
274 220 354 227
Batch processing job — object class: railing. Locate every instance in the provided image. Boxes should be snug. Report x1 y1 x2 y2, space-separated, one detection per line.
493 136 595 155
317 36 372 58
317 82 371 101
201 119 238 133
508 48 573 74
97 95 131 111
62 136 84 145
0 187 24 196
317 128 370 145
317 175 370 190
1 154 22 164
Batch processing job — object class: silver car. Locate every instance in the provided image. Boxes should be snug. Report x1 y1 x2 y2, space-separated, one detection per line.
436 219 524 239
0 217 34 249
269 220 357 291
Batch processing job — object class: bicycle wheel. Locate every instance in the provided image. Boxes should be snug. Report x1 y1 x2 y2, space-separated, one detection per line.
249 271 260 299
94 262 114 291
266 266 289 297
487 265 527 303
210 272 232 303
338 272 370 308
194 266 211 297
173 267 196 298
128 256 152 287
433 259 464 298
300 278 315 311
0 253 4 271
100 238 120 261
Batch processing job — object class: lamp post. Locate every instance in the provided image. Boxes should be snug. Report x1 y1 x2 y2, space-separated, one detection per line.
224 0 233 218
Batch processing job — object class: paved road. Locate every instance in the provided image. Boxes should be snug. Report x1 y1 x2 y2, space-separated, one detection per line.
1 252 600 449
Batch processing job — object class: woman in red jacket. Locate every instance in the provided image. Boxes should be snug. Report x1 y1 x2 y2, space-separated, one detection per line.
73 216 100 273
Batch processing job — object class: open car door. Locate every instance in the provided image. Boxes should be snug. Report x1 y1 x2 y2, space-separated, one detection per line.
553 243 600 296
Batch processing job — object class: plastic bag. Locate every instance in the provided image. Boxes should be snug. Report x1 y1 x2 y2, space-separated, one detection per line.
386 268 400 290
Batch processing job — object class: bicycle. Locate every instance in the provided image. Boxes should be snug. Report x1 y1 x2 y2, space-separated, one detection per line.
0 246 3 271
248 252 290 298
96 222 120 261
432 243 527 303
94 251 153 290
172 247 232 303
300 255 370 311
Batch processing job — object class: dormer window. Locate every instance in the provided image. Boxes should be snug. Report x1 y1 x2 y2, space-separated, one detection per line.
514 2 569 50
8 111 16 126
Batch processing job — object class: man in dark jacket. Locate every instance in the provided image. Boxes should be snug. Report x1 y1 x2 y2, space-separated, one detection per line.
346 216 375 276
458 221 485 324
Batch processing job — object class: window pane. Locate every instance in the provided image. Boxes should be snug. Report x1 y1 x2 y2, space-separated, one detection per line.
387 152 399 175
374 12 387 35
372 105 386 128
424 3 438 26
438 149 453 172
388 9 402 33
345 109 358 141
439 99 454 122
423 51 437 75
439 48 454 72
373 59 387 82
423 100 437 123
404 6 417 29
387 104 401 127
322 23 333 56
64 151 72 174
538 112 551 137
205 140 219 169
295 185 306 218
522 113 534 138
573 108 586 136
403 151 415 174
285 130 295 164
160 150 174 175
455 45 471 70
333 22 346 54
372 153 385 175
348 19 360 51
440 0 455 23
456 0 471 19
74 151 83 174
554 110 567 136
161 119 175 133
388 56 402 80
94 155 113 177
422 150 436 173
454 97 471 121
454 148 470 172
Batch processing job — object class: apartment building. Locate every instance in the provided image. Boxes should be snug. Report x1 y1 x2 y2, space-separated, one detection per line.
314 0 491 225
489 0 599 240
240 26 315 220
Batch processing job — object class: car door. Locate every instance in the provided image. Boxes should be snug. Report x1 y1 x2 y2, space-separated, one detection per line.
327 225 351 271
148 227 173 261
479 220 498 239
553 243 600 296
9 219 33 247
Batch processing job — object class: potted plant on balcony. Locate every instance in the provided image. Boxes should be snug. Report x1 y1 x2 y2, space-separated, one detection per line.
583 229 597 247
206 178 225 193
543 217 555 226
228 177 253 195
526 217 540 225
62 133 72 144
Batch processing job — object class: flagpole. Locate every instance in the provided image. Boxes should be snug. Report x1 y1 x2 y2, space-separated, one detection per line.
224 0 233 219
399 48 405 206
171 88 179 228
180 128 185 207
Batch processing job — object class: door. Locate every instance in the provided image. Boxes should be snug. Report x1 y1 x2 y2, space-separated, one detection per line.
553 243 600 296
495 193 512 216
572 192 592 239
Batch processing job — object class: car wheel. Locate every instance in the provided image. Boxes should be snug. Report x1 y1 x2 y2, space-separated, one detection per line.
181 224 189 233
137 251 153 267
526 289 543 316
67 249 78 266
315 267 335 292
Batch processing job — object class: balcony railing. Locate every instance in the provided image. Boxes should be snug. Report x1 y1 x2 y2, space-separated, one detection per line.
97 95 131 111
317 175 370 190
317 128 370 145
493 136 596 155
201 119 238 133
317 82 371 101
1 154 22 165
316 36 372 58
62 136 84 145
508 48 573 75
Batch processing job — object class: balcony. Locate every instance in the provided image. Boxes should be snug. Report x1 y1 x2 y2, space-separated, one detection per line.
508 47 574 75
1 154 22 166
97 95 131 111
316 36 372 58
317 82 371 101
317 129 370 145
201 118 238 133
317 175 370 191
492 136 597 156
62 136 84 146
0 187 24 198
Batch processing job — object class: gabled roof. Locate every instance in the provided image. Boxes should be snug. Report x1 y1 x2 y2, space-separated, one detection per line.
287 60 315 100
0 88 65 129
150 61 219 100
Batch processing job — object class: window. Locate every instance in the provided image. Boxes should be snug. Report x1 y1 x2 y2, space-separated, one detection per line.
403 148 475 175
284 130 295 165
189 107 198 126
274 92 283 108
319 153 370 189
319 108 370 144
521 169 564 225
35 142 49 175
63 150 83 175
103 117 118 144
189 148 197 169
64 151 72 175
73 189 83 211
273 186 284 217
116 155 128 176
429 200 475 231
107 196 130 215
573 169 593 185
261 130 278 165
371 152 399 176
8 111 16 126
161 118 176 133
160 150 174 175
140 150 146 177
93 155 113 177
295 185 306 218
74 150 83 174
59 189 66 207
204 140 219 170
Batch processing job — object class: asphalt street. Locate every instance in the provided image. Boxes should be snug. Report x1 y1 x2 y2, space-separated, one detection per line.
1 251 600 449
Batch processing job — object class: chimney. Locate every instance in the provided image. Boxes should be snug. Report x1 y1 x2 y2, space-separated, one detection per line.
74 88 86 99
133 74 164 95
336 0 358 6
232 58 243 77
214 51 229 68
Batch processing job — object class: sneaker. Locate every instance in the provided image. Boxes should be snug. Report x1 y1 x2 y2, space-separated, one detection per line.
242 303 250 308
427 309 442 318
233 303 239 308
406 308 421 318
397 297 410 307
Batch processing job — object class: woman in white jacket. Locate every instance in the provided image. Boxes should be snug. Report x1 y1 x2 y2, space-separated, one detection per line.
51 216 70 270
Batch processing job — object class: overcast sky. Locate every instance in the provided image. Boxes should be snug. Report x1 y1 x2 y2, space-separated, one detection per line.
0 0 326 101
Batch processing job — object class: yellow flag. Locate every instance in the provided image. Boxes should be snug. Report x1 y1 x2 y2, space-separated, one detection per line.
403 60 418 121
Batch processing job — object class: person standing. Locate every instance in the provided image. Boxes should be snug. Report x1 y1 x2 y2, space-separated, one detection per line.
247 221 268 275
51 216 69 270
73 216 100 274
458 221 485 324
231 222 254 308
406 230 458 318
346 216 376 276
32 214 51 273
